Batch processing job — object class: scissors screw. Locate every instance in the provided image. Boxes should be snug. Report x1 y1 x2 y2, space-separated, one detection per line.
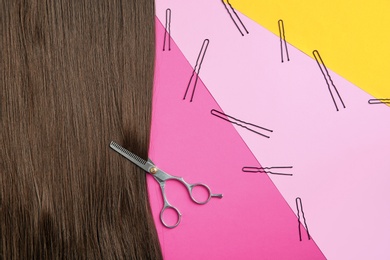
150 167 158 174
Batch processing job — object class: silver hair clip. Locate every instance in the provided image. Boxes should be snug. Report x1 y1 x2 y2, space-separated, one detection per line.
220 0 249 36
278 19 290 63
368 98 390 104
211 109 273 138
313 50 346 111
163 8 172 51
296 197 311 241
242 166 293 176
183 39 210 102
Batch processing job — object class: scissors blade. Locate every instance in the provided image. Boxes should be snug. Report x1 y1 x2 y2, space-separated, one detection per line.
109 141 150 171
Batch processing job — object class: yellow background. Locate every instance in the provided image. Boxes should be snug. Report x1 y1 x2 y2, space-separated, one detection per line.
229 0 390 99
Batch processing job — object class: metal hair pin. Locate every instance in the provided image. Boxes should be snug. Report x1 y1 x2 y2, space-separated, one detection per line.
278 19 290 63
242 166 293 176
211 109 273 138
313 50 346 111
163 8 171 51
183 39 210 102
296 197 311 241
220 0 249 36
368 98 390 104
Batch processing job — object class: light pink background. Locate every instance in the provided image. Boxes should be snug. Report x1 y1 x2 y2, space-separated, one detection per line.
148 19 324 259
150 1 390 259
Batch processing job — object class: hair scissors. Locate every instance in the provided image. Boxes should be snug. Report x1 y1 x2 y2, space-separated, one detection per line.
109 141 223 228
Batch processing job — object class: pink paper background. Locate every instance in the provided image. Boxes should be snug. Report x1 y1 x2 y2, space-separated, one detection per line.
153 1 390 259
148 19 325 259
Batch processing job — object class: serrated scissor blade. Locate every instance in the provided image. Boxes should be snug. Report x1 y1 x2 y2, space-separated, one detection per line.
109 141 150 172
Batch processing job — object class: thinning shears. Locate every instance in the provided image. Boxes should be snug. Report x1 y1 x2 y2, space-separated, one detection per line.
110 141 223 228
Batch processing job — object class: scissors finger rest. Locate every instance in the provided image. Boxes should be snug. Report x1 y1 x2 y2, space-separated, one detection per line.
188 183 223 204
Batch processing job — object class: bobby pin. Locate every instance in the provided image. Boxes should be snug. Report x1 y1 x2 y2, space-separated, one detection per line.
210 109 273 138
295 197 311 241
183 39 210 102
220 0 249 36
163 8 172 51
242 166 293 176
313 50 346 111
278 20 290 63
368 98 390 104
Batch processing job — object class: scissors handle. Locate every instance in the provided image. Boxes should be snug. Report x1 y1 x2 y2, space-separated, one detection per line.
188 183 223 204
157 179 182 228
160 203 182 229
153 170 222 228
159 183 222 228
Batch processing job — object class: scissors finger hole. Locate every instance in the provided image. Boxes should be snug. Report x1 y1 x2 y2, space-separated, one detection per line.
161 206 181 228
191 184 211 204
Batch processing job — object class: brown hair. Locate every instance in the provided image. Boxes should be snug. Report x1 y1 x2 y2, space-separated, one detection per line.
0 0 162 259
